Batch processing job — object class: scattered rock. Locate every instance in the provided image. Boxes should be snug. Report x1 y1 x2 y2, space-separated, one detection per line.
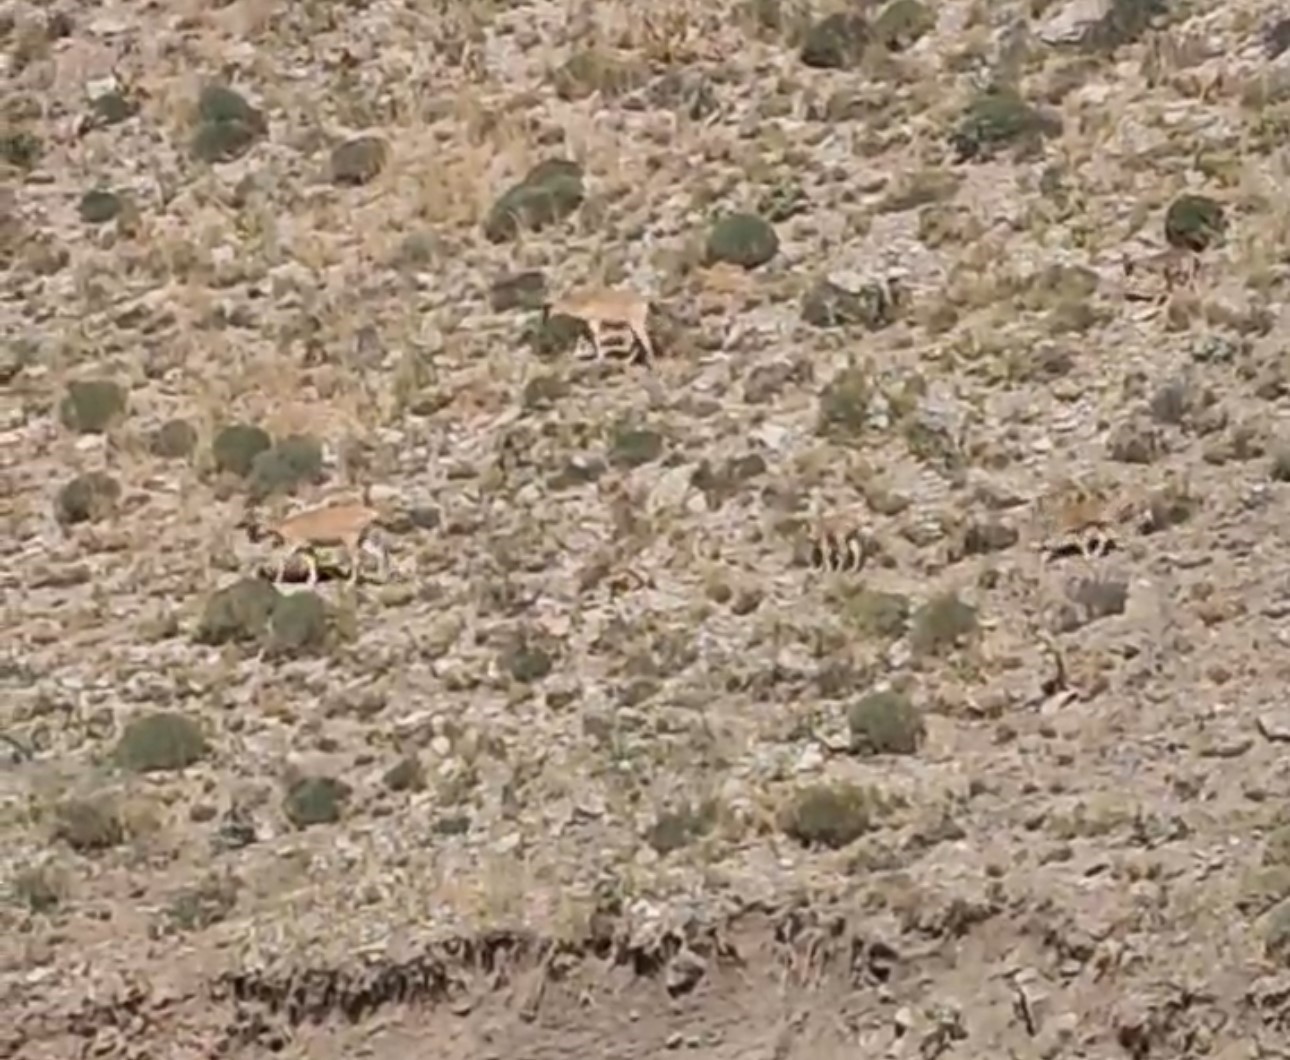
523 373 569 410
1107 416 1165 464
756 178 809 223
499 637 554 683
383 755 427 792
1065 576 1129 626
647 802 716 856
1267 16 1290 60
961 520 1019 555
490 270 548 312
1036 0 1111 46
551 49 646 101
802 277 901 330
1081 0 1166 52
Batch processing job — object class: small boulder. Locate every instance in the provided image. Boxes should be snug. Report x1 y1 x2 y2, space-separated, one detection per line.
490 270 548 312
801 277 901 330
552 49 647 101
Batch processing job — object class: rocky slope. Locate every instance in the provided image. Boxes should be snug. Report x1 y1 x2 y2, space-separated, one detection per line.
6 0 1290 1055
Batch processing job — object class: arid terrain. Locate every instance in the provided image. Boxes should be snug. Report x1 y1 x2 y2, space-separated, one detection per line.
7 0 1290 1055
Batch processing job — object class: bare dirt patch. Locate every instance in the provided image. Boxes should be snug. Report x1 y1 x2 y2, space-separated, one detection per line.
7 0 1290 1055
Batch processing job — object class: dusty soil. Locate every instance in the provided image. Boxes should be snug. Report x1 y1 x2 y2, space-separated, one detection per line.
7 0 1290 1055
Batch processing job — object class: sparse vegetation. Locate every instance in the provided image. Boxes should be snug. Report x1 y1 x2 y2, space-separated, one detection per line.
4 0 1284 1051
150 418 198 459
780 782 885 849
114 712 209 773
55 471 121 525
284 775 351 829
483 159 586 243
949 87 1061 162
705 212 779 269
194 578 282 646
330 136 390 187
211 423 273 478
800 12 872 69
52 797 125 853
909 592 978 657
848 689 925 755
247 433 325 500
267 591 331 656
1164 193 1227 251
190 84 267 164
59 379 127 434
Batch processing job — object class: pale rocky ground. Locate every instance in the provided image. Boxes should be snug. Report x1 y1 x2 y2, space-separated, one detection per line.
7 0 1290 1056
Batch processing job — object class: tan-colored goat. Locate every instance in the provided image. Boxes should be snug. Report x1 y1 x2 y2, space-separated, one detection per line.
543 286 655 364
243 501 388 586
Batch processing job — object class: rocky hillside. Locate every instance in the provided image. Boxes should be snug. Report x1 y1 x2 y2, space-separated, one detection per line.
6 0 1290 1055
